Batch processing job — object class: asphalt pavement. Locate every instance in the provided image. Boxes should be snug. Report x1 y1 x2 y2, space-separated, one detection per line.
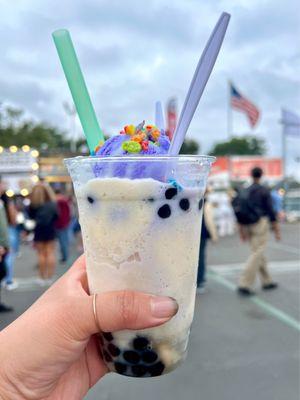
0 223 299 400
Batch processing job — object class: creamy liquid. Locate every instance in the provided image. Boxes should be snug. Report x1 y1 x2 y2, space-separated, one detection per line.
76 178 203 372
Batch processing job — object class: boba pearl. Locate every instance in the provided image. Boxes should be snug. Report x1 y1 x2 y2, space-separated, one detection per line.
114 362 127 375
157 204 171 219
179 198 190 211
123 350 141 364
198 198 203 210
87 196 95 204
107 343 121 357
165 187 178 199
141 350 158 364
149 361 165 376
133 336 150 351
131 364 148 377
102 332 114 341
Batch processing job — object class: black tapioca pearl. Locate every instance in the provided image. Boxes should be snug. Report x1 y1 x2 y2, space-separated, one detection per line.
103 350 112 363
114 362 127 375
123 350 141 364
157 204 171 219
198 198 203 210
102 332 113 341
131 364 148 377
165 187 178 199
107 343 120 357
149 361 165 376
87 196 95 204
148 197 155 202
179 198 190 211
141 350 158 364
133 336 150 351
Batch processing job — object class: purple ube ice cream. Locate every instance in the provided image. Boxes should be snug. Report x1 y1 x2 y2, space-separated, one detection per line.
93 121 171 179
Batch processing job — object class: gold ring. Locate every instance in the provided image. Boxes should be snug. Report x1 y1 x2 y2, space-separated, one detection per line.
92 293 101 332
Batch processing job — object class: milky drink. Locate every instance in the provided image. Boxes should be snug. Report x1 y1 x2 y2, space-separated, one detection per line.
66 156 213 377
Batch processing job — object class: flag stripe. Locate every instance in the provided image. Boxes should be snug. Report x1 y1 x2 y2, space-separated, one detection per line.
230 84 260 127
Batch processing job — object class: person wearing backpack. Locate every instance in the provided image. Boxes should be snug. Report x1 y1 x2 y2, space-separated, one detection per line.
232 167 280 296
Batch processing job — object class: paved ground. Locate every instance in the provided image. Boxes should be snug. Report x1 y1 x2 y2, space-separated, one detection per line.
0 223 299 400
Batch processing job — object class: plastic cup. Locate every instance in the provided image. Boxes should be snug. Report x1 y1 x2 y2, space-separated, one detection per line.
65 155 214 378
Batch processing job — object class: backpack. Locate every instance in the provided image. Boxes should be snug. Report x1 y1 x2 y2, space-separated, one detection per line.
231 187 260 225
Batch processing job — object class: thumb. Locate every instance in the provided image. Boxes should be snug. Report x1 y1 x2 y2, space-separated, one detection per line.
74 290 178 339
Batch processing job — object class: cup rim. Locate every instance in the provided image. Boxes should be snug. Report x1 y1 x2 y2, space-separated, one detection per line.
64 154 216 165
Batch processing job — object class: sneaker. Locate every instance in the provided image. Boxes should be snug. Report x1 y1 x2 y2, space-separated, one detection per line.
4 281 19 291
45 278 55 285
0 303 14 313
35 278 48 287
262 282 278 290
196 286 207 295
237 287 255 297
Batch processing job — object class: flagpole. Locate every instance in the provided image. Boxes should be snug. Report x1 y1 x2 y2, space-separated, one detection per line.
281 118 287 191
281 124 286 181
227 80 233 138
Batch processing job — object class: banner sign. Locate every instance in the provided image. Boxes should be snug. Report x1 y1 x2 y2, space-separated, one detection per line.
0 149 37 173
210 156 282 180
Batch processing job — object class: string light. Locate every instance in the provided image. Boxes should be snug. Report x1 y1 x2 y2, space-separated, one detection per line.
22 145 30 152
6 189 14 197
9 146 18 153
31 149 39 158
31 175 39 183
0 146 3 153
31 162 39 171
20 188 29 196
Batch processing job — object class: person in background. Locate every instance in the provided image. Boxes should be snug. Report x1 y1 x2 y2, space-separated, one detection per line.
271 188 285 222
0 191 13 312
237 167 280 296
29 183 58 285
54 188 71 263
197 195 218 294
217 193 235 237
0 177 19 290
70 192 83 253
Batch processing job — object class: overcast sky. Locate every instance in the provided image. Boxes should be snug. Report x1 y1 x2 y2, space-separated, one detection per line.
0 0 299 176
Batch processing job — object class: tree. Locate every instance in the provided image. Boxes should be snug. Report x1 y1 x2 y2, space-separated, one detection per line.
209 136 266 156
0 104 71 152
179 138 200 155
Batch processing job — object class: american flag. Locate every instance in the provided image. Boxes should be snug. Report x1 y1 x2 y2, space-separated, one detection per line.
230 84 260 128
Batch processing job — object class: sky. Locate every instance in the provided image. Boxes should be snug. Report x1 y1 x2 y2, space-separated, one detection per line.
0 0 299 177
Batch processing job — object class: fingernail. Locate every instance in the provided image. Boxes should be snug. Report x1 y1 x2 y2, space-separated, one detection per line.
151 296 178 318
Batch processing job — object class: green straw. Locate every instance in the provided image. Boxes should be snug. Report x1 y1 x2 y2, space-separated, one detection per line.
52 29 104 152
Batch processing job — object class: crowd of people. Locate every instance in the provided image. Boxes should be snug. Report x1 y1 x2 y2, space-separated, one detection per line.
0 166 283 312
0 178 82 312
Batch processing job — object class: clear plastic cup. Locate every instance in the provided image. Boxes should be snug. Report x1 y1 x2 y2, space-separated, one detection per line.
65 155 214 378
